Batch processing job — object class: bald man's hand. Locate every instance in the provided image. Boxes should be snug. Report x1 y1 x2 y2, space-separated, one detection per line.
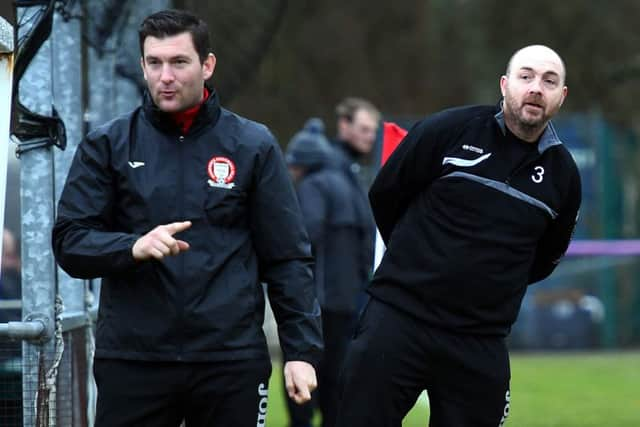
284 361 317 405
132 221 191 261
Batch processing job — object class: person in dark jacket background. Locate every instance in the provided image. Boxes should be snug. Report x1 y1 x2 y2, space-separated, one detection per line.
336 45 581 427
52 9 322 427
285 119 374 427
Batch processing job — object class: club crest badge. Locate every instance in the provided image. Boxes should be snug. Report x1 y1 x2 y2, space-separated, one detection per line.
207 156 236 189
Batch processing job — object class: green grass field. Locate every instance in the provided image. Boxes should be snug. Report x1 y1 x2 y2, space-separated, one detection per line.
265 351 640 427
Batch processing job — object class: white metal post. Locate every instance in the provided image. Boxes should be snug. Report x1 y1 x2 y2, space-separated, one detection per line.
15 5 58 425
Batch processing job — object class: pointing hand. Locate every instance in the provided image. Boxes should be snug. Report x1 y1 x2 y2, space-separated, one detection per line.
132 221 191 261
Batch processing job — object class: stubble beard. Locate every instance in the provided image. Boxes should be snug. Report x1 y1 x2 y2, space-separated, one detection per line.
504 96 549 141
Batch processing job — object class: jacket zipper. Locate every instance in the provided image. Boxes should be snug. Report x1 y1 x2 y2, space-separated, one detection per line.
177 133 185 360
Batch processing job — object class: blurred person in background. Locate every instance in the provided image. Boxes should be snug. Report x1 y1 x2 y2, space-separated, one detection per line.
336 45 581 427
285 119 375 427
333 98 380 309
332 97 381 189
1 228 21 324
52 9 321 427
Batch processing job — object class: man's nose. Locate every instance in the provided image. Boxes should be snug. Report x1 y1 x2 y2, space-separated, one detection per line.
529 77 543 94
160 64 175 83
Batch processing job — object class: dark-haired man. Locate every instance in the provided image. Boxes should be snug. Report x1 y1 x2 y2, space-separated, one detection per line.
53 9 322 427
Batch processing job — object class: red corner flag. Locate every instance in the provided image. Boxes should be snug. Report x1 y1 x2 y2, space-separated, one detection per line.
380 122 408 166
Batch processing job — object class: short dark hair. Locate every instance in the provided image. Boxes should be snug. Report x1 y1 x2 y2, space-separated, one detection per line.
139 9 211 63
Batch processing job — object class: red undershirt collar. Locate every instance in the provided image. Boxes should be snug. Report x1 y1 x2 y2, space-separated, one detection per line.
171 87 209 134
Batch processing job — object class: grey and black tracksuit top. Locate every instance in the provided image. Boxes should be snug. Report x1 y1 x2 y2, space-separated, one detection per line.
368 104 581 336
52 90 323 365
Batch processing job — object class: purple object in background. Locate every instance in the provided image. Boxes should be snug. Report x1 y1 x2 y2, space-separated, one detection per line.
567 240 640 256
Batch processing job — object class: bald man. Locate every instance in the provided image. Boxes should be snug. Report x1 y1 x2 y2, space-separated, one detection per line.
335 45 581 427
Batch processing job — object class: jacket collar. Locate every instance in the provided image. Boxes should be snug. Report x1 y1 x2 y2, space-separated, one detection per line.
494 102 563 154
142 84 222 135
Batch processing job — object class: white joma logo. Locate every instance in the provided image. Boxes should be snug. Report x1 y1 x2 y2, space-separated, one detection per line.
128 161 145 168
498 390 510 426
256 383 268 426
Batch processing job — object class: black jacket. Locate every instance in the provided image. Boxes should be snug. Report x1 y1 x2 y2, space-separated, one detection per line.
332 140 375 190
296 155 374 313
368 104 581 336
52 91 323 365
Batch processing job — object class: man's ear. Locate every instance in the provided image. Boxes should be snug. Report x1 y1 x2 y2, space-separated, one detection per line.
499 75 507 97
203 53 216 80
559 86 568 107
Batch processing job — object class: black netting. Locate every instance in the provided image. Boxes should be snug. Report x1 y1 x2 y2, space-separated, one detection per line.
0 328 90 426
0 340 22 427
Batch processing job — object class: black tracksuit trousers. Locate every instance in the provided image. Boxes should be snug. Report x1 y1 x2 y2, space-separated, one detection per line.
335 297 512 427
93 357 271 427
